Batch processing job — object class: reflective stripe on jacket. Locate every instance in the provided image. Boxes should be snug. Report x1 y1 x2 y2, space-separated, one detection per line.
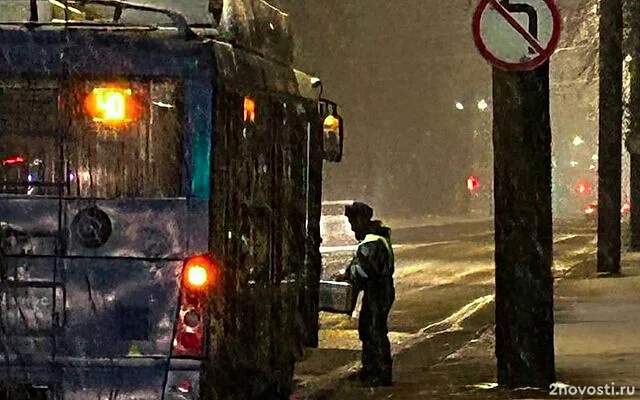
350 234 394 281
361 234 393 269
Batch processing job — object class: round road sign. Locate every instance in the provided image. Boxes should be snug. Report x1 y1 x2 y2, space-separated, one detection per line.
472 0 561 71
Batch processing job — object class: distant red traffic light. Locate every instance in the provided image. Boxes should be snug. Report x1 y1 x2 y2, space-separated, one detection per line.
575 179 592 195
467 175 480 192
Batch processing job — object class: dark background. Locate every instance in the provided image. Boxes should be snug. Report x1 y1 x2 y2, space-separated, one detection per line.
269 0 601 220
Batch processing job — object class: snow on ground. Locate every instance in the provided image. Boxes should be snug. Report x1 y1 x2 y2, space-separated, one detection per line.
381 215 490 230
297 222 602 399
394 260 494 291
394 252 640 399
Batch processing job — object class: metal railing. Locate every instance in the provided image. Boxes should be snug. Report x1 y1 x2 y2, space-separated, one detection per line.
12 0 198 38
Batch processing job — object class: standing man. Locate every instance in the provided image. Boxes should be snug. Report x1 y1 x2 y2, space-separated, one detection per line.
335 201 395 387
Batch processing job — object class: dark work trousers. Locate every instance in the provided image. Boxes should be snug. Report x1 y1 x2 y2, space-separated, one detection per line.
358 278 395 383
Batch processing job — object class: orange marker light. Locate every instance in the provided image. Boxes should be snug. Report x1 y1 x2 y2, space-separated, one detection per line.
323 115 340 131
244 97 256 122
183 255 215 290
85 87 133 124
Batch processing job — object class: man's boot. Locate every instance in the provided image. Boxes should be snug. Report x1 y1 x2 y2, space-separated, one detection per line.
361 362 392 387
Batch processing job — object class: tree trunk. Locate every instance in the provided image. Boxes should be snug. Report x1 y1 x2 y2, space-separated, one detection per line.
493 63 555 388
631 155 640 249
597 0 623 272
627 0 640 251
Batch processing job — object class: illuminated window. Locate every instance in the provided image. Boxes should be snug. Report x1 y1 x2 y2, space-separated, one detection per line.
244 97 256 122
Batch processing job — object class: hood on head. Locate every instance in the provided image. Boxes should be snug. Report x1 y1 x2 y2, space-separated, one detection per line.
370 220 391 240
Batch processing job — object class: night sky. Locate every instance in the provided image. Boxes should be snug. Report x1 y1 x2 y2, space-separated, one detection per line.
272 0 599 219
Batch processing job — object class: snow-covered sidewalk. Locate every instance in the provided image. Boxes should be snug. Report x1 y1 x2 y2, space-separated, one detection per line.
408 254 640 399
293 252 640 399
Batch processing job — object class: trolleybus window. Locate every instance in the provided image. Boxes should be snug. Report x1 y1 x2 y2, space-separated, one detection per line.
0 79 183 198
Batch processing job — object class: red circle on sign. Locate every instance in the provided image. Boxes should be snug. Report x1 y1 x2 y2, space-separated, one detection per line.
472 0 562 71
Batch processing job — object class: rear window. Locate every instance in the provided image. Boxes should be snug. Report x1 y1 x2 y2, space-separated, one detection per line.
0 79 183 198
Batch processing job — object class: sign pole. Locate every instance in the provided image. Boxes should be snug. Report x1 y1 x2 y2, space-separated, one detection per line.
473 0 560 388
492 63 555 389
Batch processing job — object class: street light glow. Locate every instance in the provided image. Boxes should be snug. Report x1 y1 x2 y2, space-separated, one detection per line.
572 136 584 146
625 54 633 63
455 102 464 110
477 99 488 111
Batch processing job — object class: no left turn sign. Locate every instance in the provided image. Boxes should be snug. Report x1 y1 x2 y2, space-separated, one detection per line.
472 0 561 71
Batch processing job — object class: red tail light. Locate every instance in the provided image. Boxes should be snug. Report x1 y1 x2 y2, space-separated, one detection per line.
2 156 24 166
183 255 215 291
171 254 218 358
